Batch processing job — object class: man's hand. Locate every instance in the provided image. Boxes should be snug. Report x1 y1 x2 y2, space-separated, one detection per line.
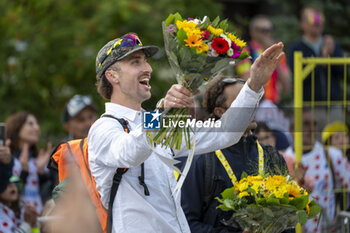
322 35 335 57
164 84 194 109
247 42 285 92
0 139 11 164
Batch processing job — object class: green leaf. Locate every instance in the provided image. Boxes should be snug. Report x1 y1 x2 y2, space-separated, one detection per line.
266 197 280 205
173 12 183 23
247 187 257 196
240 171 248 179
257 198 267 206
200 17 211 29
176 28 187 46
238 50 249 60
308 201 322 218
212 16 220 27
263 207 274 217
165 14 175 27
290 195 309 210
220 187 235 199
280 197 289 205
297 210 308 225
219 19 228 31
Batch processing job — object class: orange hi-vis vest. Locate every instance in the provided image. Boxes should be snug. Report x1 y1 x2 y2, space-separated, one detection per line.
50 114 139 233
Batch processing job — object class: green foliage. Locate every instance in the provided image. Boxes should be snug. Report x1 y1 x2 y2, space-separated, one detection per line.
0 0 223 143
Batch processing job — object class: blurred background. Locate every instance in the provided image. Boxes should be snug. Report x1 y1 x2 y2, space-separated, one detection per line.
0 0 349 144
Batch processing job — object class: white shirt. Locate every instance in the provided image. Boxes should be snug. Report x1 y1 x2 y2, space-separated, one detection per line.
88 83 263 233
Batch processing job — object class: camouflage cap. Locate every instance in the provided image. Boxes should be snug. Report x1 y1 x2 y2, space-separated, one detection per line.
96 33 159 78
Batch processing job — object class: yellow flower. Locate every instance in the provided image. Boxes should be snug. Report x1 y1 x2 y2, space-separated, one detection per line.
288 185 302 198
234 38 246 47
227 33 237 41
247 175 263 184
274 185 288 198
227 32 246 48
196 47 203 54
176 20 201 35
306 200 311 214
235 179 249 192
208 25 223 36
201 43 209 52
238 191 250 198
185 33 203 47
306 203 310 214
196 43 209 54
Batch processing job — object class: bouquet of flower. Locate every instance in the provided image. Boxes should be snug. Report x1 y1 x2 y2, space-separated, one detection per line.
150 13 249 150
216 174 321 233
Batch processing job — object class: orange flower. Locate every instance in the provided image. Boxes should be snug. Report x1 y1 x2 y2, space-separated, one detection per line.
185 33 203 47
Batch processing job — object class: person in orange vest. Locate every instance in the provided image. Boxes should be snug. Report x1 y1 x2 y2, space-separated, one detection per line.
236 15 291 104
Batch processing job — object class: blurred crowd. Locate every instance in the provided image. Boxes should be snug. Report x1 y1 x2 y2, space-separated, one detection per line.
0 4 349 233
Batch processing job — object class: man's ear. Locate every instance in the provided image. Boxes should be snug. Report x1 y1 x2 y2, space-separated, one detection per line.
213 107 226 119
105 69 119 84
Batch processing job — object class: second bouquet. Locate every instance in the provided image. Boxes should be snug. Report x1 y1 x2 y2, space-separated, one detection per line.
150 13 249 150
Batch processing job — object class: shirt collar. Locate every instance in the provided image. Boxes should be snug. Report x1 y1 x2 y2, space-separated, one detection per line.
105 102 141 122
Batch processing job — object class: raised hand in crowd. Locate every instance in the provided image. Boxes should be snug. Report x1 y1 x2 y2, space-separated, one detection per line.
248 42 284 92
321 34 335 57
0 139 11 164
37 142 52 174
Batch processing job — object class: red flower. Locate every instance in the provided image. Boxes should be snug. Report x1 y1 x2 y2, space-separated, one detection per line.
201 30 210 40
211 37 229 55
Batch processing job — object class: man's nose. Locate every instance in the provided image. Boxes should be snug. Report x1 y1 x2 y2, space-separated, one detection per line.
144 61 152 73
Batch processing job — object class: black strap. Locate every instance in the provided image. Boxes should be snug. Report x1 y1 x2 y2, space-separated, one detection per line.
107 167 127 233
139 163 150 196
202 153 216 213
102 114 130 132
102 114 149 233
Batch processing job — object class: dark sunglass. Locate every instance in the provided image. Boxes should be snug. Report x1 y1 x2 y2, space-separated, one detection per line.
214 78 246 107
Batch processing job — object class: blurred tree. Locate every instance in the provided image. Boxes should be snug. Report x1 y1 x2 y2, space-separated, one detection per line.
0 0 223 143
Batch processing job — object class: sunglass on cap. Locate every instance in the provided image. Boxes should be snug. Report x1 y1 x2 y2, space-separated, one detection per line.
221 77 246 85
98 34 143 68
213 77 246 107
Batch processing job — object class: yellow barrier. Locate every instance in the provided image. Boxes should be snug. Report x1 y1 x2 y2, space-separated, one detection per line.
293 51 350 233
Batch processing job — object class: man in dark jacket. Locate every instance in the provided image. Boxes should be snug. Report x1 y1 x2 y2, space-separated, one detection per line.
287 5 344 102
180 76 292 233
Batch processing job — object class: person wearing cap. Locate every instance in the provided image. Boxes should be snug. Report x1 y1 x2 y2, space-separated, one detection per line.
63 94 98 140
88 32 285 232
322 121 349 154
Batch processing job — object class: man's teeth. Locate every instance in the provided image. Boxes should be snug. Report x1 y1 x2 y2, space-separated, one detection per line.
140 79 149 85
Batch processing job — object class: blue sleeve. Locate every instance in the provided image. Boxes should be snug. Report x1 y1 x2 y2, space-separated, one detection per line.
181 155 216 232
181 156 241 233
